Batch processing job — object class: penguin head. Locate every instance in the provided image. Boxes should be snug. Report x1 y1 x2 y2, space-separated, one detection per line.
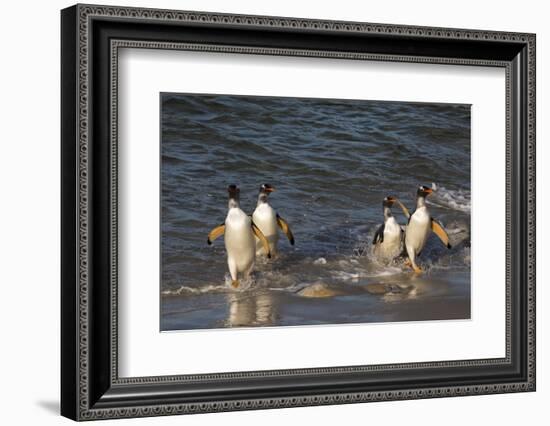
417 185 433 198
227 184 240 199
383 196 396 208
259 183 275 194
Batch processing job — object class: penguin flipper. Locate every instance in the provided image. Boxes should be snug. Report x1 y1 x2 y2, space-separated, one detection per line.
431 218 452 249
276 214 295 245
372 223 385 245
251 222 272 258
395 198 411 220
207 223 225 245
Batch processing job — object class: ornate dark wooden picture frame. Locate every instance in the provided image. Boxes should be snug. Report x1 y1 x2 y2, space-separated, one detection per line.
61 4 535 421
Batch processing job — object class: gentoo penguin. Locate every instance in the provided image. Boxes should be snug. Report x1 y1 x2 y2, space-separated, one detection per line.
207 185 271 288
372 196 403 261
252 184 294 257
403 185 452 273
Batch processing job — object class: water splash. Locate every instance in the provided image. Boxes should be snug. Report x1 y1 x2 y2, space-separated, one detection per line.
429 183 471 213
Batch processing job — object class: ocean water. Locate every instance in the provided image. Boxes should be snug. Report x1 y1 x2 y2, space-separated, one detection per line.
160 93 471 331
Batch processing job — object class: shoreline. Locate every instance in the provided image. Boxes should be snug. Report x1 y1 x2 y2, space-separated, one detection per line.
161 269 470 331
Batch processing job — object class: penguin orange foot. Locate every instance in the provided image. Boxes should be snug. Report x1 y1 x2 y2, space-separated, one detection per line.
404 258 422 273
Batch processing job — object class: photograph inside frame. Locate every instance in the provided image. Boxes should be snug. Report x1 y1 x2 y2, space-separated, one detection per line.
160 92 471 331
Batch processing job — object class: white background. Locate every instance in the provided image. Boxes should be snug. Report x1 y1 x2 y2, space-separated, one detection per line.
119 50 505 377
0 0 547 425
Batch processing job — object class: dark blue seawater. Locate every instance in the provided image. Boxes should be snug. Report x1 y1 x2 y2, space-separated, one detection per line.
160 93 471 331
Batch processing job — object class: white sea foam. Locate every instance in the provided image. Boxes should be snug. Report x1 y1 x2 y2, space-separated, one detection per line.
162 274 257 295
331 265 404 282
428 183 471 213
161 283 227 296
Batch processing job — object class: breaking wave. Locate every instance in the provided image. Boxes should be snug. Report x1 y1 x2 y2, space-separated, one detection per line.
428 183 471 213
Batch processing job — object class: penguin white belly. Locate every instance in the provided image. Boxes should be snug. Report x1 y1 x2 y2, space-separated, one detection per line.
405 207 431 255
224 209 255 274
252 204 279 255
375 218 402 260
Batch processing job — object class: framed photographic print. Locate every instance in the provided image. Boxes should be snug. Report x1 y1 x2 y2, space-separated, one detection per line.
61 4 536 421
